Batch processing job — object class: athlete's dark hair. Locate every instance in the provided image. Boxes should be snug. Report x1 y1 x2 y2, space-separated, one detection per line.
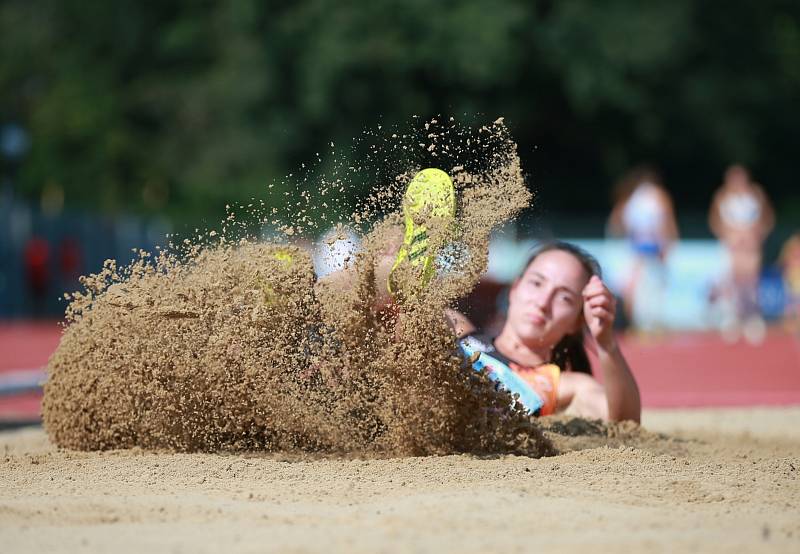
518 241 602 374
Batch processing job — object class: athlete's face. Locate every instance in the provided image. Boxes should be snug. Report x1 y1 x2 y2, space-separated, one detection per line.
506 250 590 347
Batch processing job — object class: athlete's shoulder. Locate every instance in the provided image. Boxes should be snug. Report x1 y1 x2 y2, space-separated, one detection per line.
458 333 496 353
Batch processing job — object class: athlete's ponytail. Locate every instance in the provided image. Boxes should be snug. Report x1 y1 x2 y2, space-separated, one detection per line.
520 241 602 374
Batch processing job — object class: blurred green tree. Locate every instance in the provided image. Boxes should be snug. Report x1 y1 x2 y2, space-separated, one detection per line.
1 0 798 228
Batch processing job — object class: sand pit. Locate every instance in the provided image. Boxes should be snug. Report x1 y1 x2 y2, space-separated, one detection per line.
41 119 549 458
13 119 799 550
2 407 799 553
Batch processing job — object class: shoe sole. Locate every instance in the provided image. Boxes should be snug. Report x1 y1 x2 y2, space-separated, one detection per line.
387 168 456 299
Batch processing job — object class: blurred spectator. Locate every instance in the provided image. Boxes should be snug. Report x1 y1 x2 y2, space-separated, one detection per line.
779 233 800 335
58 237 83 293
607 166 678 332
708 165 774 343
23 236 50 316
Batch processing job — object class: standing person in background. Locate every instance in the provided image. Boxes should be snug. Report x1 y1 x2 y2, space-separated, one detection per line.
23 235 50 317
709 165 774 343
57 237 83 293
779 233 800 336
607 167 678 332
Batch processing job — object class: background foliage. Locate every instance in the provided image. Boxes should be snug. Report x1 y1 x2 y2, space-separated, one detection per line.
2 0 799 229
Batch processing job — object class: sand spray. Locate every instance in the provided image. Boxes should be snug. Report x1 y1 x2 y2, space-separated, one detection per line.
42 118 555 457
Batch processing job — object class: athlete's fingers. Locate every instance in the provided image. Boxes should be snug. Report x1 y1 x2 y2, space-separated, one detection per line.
585 296 616 319
582 277 611 299
585 300 609 316
590 306 613 322
586 295 614 309
582 283 605 298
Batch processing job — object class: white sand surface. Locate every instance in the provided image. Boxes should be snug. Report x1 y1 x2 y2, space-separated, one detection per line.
2 407 799 553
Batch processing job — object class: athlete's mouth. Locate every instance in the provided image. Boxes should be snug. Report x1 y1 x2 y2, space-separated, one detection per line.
528 312 547 326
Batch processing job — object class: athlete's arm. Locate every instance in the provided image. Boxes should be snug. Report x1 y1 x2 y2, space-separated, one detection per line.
754 183 775 238
660 188 680 246
582 276 641 423
444 309 476 338
708 188 724 239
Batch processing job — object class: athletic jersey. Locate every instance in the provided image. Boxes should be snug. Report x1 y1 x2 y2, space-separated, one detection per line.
458 334 560 416
719 190 762 229
622 183 667 256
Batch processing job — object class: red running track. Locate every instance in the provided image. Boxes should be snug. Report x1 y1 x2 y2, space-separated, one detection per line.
615 331 800 407
0 321 62 424
2 321 799 423
0 321 63 371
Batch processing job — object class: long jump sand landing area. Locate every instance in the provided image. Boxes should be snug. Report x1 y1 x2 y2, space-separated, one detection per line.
4 325 800 426
2 407 799 553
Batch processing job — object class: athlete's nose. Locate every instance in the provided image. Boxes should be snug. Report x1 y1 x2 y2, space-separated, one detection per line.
532 286 553 315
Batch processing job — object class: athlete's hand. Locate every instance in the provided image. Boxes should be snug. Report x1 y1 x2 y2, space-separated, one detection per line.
582 275 617 352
